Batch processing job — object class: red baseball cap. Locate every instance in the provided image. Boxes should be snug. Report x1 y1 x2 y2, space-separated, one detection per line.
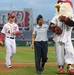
57 0 73 8
8 13 15 18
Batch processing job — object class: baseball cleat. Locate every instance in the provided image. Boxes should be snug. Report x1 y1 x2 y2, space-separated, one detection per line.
6 65 12 68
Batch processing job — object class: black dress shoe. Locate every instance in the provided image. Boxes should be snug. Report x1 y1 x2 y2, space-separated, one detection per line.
41 67 44 72
37 71 41 74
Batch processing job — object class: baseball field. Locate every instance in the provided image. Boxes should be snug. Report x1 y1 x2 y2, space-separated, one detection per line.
0 46 71 75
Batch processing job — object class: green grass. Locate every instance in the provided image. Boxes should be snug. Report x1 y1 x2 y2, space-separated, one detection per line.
12 50 35 62
0 66 69 75
0 47 6 60
0 46 58 75
0 46 56 62
13 48 56 63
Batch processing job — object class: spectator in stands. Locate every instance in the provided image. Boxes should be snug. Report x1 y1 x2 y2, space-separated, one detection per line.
31 15 49 74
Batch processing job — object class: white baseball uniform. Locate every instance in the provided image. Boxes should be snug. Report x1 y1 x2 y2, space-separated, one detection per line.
1 22 19 66
51 16 74 66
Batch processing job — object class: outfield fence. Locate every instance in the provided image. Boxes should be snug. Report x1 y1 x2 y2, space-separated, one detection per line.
16 40 54 46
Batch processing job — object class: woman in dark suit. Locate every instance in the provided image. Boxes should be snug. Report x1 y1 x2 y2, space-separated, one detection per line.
31 15 48 74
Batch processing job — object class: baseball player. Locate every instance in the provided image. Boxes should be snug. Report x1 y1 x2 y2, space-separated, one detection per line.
0 13 20 68
49 0 74 74
31 15 48 74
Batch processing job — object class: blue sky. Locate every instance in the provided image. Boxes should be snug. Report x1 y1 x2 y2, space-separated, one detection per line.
0 0 74 22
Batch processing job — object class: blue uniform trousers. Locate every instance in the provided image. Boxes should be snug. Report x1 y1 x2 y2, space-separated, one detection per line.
34 41 48 72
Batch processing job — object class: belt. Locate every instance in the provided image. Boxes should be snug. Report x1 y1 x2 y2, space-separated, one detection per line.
41 40 47 42
7 37 14 39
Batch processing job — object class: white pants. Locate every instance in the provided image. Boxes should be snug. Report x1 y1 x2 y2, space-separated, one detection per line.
55 40 74 66
5 38 16 65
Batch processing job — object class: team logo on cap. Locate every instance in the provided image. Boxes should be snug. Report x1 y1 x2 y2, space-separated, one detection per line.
8 13 15 18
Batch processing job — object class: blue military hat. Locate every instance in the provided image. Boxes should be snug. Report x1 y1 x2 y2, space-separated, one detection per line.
37 15 43 23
